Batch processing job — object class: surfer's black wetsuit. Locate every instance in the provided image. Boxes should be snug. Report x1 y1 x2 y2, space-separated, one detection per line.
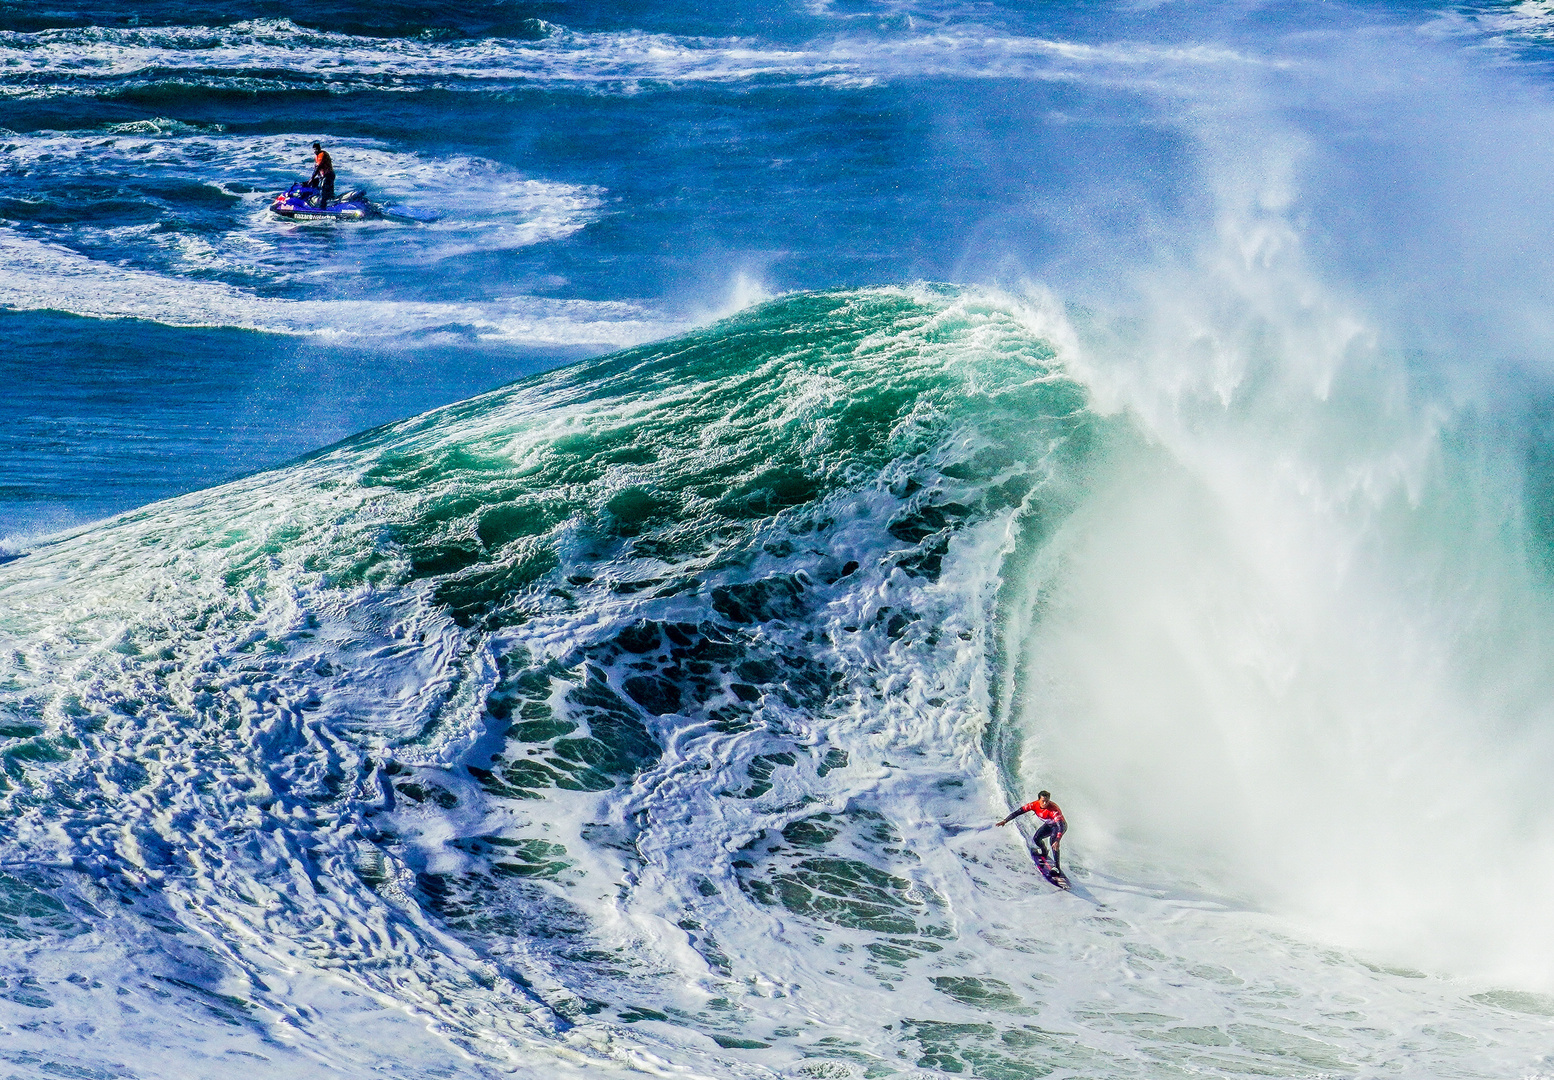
311 149 335 207
1031 818 1064 866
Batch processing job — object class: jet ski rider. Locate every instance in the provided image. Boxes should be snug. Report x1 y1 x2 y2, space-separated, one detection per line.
310 141 335 208
996 790 1066 871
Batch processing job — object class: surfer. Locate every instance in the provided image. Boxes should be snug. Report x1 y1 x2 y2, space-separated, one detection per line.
996 790 1067 871
310 142 335 208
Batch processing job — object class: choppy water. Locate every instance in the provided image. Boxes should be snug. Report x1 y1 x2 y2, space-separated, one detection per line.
7 2 1554 1078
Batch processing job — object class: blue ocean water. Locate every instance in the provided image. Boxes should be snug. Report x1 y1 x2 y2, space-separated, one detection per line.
0 0 1216 543
7 1 1554 1078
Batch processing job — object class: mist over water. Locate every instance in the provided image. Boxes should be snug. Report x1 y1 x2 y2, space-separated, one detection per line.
1004 0 1554 986
7 1 1554 1077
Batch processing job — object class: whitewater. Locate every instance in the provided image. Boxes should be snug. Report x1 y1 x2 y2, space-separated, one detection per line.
5 1 1554 1078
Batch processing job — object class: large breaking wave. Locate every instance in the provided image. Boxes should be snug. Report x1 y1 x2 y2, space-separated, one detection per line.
4 286 1554 1078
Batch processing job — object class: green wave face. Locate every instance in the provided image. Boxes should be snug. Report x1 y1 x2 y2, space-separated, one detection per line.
345 286 1086 633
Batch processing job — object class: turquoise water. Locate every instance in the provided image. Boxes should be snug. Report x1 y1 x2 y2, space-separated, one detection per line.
8 2 1554 1078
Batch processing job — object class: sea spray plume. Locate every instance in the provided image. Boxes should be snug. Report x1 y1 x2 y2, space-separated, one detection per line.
1013 4 1554 988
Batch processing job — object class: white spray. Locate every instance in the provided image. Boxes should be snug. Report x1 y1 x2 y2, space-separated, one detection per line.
1014 5 1554 988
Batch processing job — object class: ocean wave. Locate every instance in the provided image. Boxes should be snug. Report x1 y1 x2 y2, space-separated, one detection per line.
0 17 1271 98
0 286 1089 1073
0 286 1546 1077
1421 0 1554 55
1457 0 1554 36
0 230 679 345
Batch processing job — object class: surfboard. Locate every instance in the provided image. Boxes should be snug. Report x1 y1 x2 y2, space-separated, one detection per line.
1032 848 1071 890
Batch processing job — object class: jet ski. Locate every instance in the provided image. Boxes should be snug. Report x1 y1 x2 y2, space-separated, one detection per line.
269 181 374 220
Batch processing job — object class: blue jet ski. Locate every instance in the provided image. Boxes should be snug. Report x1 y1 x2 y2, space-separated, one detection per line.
270 181 374 220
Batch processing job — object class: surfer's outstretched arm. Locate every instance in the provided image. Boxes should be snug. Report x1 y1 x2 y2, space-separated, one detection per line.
995 806 1029 827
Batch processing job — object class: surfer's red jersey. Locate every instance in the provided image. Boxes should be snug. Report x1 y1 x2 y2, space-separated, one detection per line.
1019 798 1065 825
